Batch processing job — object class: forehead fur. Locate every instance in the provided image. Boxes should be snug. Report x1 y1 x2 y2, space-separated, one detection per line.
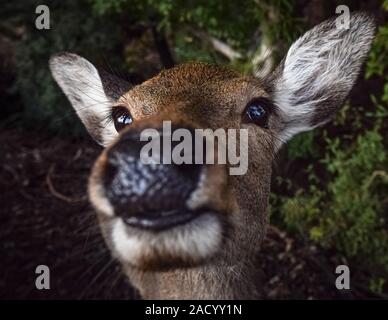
121 62 261 126
149 62 241 87
129 62 243 100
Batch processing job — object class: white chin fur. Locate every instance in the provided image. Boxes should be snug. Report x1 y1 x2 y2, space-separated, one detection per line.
111 213 223 267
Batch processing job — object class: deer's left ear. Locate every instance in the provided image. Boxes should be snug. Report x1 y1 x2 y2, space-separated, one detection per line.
267 12 376 142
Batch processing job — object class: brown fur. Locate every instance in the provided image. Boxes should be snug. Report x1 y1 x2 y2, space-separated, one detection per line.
91 63 273 299
49 12 376 299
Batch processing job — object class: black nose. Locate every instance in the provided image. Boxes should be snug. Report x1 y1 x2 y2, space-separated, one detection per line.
103 128 204 229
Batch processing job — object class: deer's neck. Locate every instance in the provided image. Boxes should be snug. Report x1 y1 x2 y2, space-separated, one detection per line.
129 260 259 299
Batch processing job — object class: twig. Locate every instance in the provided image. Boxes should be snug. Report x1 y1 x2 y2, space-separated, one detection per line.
189 28 242 60
46 165 86 203
2 164 19 183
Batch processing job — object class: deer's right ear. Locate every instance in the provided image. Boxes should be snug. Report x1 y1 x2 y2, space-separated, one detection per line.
49 52 126 146
266 12 376 143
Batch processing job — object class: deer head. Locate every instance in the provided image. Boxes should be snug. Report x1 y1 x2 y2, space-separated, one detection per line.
49 13 375 299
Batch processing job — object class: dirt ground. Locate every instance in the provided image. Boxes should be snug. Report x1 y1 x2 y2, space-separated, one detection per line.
0 128 376 299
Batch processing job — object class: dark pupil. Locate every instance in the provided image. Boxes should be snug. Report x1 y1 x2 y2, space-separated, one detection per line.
247 104 266 121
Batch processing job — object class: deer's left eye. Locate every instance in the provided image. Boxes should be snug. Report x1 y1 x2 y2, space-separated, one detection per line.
112 106 133 132
243 98 272 128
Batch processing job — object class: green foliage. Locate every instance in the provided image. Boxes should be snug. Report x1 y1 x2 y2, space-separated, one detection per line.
273 4 388 292
369 277 386 294
287 131 318 160
282 129 388 261
4 0 302 132
172 32 217 64
2 0 387 294
9 0 122 134
254 0 303 61
91 0 302 67
366 24 388 79
92 0 259 50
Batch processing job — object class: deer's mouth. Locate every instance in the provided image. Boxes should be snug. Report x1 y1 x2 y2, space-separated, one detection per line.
89 178 228 269
121 208 207 231
109 210 224 270
88 147 230 269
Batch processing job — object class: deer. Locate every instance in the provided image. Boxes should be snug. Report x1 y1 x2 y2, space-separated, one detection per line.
49 12 376 299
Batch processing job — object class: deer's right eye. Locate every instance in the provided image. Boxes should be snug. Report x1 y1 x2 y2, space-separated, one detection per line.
112 106 133 132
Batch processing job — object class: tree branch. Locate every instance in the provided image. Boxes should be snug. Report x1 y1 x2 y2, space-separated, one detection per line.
190 28 242 61
151 25 175 69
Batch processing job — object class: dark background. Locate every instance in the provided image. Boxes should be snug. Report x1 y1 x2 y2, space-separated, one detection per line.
0 0 387 299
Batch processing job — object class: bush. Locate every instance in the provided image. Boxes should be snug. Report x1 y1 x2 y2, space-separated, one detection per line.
3 0 387 294
12 0 122 134
273 4 388 293
282 129 388 276
5 0 302 133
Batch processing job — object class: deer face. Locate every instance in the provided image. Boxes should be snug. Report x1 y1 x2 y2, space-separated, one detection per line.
50 13 375 272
